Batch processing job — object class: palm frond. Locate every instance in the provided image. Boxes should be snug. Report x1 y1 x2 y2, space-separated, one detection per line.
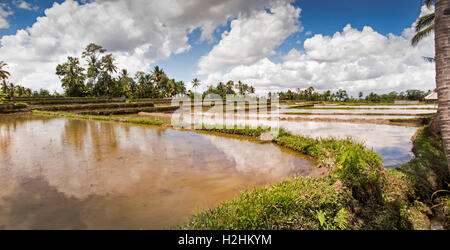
411 23 434 46
424 0 434 9
423 56 435 62
415 13 435 32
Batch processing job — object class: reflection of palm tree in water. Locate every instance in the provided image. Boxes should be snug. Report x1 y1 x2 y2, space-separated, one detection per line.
63 119 88 151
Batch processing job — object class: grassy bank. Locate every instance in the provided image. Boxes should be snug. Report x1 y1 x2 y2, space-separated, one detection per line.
32 110 166 126
183 121 449 230
0 102 28 113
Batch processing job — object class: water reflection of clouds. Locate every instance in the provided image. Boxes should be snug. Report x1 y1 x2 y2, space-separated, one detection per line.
183 116 418 168
0 117 312 200
202 135 314 177
278 121 417 168
282 109 435 114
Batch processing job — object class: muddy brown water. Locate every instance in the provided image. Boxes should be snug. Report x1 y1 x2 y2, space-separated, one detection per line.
0 114 314 229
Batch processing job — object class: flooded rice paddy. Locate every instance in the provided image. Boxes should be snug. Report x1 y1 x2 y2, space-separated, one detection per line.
0 114 314 229
179 115 417 168
282 108 435 115
173 103 424 168
0 102 429 229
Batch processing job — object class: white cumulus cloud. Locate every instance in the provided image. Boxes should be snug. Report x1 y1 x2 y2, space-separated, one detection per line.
197 2 302 74
0 0 285 92
201 5 436 96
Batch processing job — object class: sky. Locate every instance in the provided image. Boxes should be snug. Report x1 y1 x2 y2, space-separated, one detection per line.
0 0 436 96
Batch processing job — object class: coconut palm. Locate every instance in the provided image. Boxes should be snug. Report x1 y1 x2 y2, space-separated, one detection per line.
434 0 450 166
101 54 118 74
152 66 165 83
411 0 435 46
0 61 10 90
191 78 201 92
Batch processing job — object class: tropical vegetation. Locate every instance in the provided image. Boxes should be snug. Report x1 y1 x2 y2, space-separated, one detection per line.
56 43 187 98
276 87 432 102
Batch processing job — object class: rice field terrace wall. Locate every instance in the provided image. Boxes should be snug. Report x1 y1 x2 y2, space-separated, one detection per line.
32 102 155 111
26 99 120 105
0 102 28 113
76 106 179 115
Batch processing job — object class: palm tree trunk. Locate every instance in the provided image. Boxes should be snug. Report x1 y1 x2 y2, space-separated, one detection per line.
435 0 450 168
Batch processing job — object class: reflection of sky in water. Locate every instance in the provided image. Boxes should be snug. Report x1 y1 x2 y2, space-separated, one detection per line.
316 104 437 109
282 108 435 114
182 115 417 168
193 112 421 120
0 115 313 229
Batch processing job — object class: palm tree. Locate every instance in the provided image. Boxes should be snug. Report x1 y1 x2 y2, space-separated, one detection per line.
191 78 201 92
434 0 450 166
8 83 14 98
412 0 435 46
100 54 117 97
0 61 10 93
152 66 165 83
249 86 255 94
102 54 118 74
56 56 86 97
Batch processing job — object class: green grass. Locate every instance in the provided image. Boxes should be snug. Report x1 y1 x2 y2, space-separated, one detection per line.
32 110 166 126
185 176 349 230
183 119 449 230
0 102 28 113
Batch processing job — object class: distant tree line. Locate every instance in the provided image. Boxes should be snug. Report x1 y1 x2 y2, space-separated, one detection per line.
56 43 186 98
199 80 255 99
1 60 57 100
275 87 432 102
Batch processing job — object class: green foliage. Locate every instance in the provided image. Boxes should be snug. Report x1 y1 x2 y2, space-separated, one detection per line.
277 87 432 103
202 80 255 99
411 1 435 47
56 56 87 97
184 176 349 230
182 119 449 230
200 126 269 137
0 102 28 113
55 43 186 98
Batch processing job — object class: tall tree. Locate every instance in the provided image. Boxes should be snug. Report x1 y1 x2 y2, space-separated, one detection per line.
100 53 118 97
434 0 450 166
82 43 106 92
151 66 165 83
191 78 201 92
0 61 10 94
56 57 86 97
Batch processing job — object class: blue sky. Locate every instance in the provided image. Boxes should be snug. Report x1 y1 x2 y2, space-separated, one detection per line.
0 0 435 95
154 0 425 85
